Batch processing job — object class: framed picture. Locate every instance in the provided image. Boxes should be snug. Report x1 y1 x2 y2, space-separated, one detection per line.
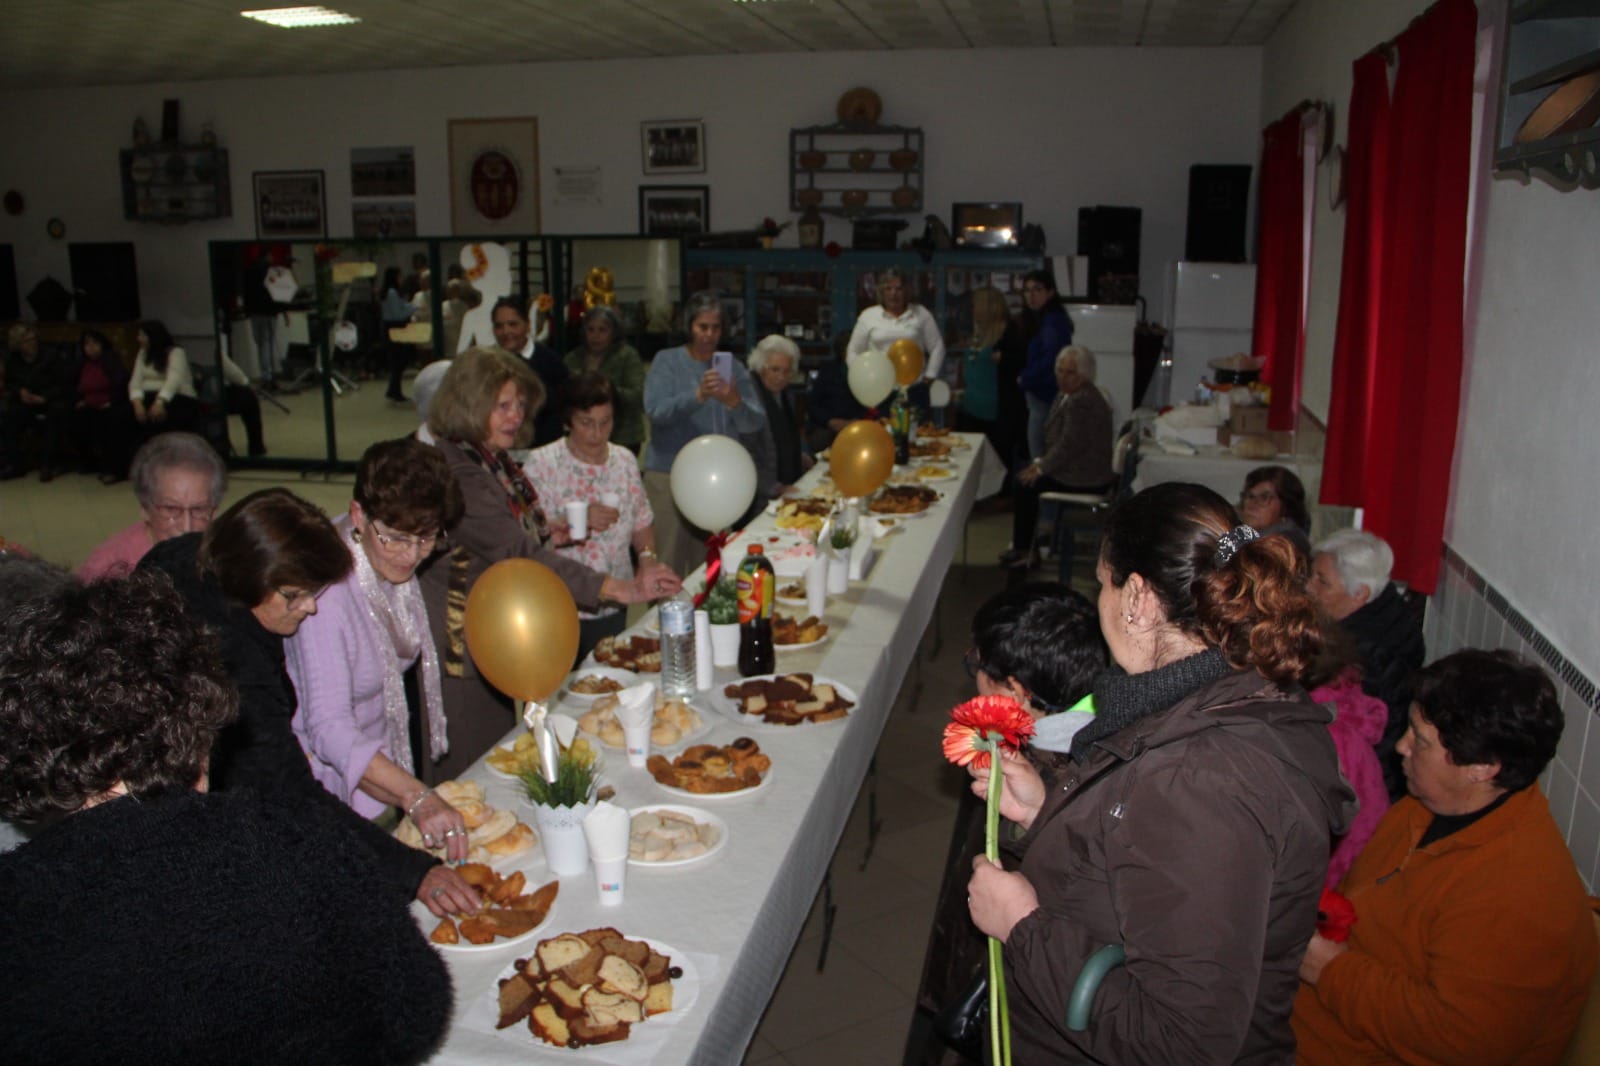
638 185 710 237
448 117 540 235
641 120 705 174
252 170 325 239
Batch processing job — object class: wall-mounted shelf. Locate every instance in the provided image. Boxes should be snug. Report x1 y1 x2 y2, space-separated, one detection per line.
788 122 924 218
1494 0 1600 185
120 145 232 223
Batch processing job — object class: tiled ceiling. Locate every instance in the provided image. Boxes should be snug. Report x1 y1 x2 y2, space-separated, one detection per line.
2 0 1296 90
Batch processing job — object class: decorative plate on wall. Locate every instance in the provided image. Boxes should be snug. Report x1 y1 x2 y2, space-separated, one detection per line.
46 217 65 239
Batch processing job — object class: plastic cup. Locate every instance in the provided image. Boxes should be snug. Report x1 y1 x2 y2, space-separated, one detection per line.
621 715 651 769
564 500 588 539
591 853 627 907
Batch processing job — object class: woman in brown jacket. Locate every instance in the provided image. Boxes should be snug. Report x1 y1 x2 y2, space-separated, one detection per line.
418 348 681 780
967 482 1355 1063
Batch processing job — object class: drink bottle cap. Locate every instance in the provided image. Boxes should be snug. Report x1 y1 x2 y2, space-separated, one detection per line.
747 544 763 554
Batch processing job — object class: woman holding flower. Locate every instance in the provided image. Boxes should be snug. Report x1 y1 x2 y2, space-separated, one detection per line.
963 482 1354 1062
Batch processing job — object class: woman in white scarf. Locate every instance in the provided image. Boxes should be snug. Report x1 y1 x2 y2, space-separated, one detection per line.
286 438 469 858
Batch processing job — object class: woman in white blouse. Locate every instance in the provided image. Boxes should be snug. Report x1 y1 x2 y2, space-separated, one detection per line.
128 320 200 436
845 267 946 382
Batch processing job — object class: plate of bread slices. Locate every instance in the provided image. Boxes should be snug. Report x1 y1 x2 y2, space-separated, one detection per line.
627 805 727 867
717 673 857 727
486 928 698 1051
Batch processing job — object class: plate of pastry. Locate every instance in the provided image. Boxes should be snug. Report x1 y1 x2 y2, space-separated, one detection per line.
416 866 559 953
575 692 710 752
715 673 857 727
560 667 641 707
626 805 727 867
646 738 772 799
772 614 830 651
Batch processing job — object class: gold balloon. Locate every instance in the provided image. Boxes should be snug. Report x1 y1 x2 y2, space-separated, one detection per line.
830 419 896 498
886 339 924 386
464 558 580 702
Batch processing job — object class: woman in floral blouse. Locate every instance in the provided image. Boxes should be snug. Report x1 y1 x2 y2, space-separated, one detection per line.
524 371 658 661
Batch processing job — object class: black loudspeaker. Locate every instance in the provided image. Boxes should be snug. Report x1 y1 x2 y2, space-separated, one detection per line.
0 245 17 321
1185 164 1252 263
1076 206 1141 304
69 242 141 322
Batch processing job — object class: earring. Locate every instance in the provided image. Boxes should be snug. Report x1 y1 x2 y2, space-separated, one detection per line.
351 529 362 543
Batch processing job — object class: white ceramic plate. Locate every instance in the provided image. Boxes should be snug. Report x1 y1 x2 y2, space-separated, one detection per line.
575 699 713 753
711 675 859 729
653 766 773 801
477 936 701 1051
560 666 642 707
773 631 830 653
625 805 728 868
411 870 558 954
774 590 809 608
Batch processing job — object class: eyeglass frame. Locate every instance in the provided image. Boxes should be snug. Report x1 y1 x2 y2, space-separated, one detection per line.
273 586 323 609
149 502 217 524
366 519 447 556
1239 488 1279 506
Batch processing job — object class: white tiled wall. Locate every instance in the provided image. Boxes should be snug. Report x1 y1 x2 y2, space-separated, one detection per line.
1425 547 1599 892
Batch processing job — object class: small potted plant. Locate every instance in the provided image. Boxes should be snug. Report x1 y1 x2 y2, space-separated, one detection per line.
704 574 741 667
519 743 598 876
827 524 856 593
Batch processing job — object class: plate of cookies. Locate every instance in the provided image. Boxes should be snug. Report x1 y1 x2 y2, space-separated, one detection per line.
716 673 857 727
589 634 662 673
574 691 709 752
417 866 559 953
647 738 772 799
627 805 727 867
560 666 640 707
485 929 698 1051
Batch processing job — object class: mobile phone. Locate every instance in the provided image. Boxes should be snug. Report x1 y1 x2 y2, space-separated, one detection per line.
712 351 735 385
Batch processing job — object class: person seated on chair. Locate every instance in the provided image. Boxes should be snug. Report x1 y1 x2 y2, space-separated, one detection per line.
1001 345 1113 569
743 335 813 512
1 323 70 483
128 320 201 443
1309 527 1426 799
1293 649 1597 1065
78 432 226 581
1238 464 1313 561
67 328 134 482
220 353 268 458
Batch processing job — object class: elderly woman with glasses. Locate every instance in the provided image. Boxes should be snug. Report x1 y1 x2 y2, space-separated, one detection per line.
743 335 812 508
285 439 471 858
564 305 646 454
78 432 227 580
141 488 482 917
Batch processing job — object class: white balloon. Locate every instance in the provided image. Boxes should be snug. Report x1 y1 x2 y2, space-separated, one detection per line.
669 435 758 532
848 349 895 408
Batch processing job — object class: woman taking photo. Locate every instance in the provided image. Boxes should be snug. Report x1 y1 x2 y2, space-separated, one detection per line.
1016 270 1074 461
421 348 680 777
140 488 481 917
563 305 646 454
642 292 764 575
285 438 470 859
966 482 1353 1062
0 575 452 1063
128 320 201 438
524 372 659 662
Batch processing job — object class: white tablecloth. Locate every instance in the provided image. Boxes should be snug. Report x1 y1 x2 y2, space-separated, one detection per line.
426 434 1003 1064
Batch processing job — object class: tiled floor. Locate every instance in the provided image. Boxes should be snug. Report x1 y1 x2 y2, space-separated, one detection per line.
3 460 1097 1065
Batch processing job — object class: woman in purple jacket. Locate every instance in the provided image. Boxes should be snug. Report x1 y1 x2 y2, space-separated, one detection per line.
285 438 472 860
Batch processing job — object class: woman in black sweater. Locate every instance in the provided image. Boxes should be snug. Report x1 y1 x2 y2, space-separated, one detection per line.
0 573 452 1064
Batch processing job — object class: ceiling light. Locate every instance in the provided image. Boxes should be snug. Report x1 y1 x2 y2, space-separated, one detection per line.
241 7 360 28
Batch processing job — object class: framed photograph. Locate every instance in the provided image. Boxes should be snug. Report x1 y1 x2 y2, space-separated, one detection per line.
641 120 705 174
448 117 540 235
252 170 325 239
350 146 415 197
638 185 710 237
351 200 417 239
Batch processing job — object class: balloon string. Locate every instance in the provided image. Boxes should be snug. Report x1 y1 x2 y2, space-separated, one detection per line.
694 530 731 606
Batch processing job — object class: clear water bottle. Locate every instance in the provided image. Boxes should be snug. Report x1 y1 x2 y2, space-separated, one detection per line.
659 594 696 698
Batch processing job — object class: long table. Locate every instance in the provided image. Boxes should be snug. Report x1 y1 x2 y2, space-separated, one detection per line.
426 435 1004 1064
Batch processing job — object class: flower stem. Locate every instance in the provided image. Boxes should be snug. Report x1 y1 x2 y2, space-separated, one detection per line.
981 734 1011 1066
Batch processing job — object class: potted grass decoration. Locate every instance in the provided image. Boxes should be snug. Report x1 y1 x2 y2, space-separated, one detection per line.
704 575 741 667
519 744 598 876
826 524 855 594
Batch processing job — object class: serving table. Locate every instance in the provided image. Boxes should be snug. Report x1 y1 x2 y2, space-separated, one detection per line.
426 434 1004 1064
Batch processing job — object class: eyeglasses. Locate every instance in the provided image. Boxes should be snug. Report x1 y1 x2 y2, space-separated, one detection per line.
1240 489 1278 505
274 586 321 609
962 647 984 680
369 521 445 556
151 503 216 524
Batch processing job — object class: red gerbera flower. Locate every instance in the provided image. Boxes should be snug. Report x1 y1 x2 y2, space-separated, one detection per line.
1316 888 1358 942
942 695 1035 769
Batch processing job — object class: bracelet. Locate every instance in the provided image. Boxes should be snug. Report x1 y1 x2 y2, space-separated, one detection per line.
406 788 435 820
639 548 657 561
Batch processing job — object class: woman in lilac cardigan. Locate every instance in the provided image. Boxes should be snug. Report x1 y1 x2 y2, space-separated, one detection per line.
285 438 470 858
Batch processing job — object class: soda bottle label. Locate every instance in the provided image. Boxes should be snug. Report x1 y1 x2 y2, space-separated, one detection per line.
736 565 771 624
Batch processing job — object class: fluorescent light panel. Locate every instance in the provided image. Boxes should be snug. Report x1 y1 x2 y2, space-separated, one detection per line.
241 7 360 28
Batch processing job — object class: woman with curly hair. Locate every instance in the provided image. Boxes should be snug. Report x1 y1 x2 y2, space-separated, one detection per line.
0 574 451 1063
965 482 1355 1062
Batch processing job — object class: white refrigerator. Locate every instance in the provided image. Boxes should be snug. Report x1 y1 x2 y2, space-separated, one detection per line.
1156 261 1256 406
1067 303 1137 429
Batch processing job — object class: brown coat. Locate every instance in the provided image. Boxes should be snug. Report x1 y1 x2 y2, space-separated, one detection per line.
1038 385 1114 488
417 442 607 780
1003 670 1354 1063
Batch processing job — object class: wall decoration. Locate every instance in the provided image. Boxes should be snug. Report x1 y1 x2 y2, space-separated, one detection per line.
252 169 325 238
448 117 540 235
352 200 417 238
638 185 710 237
641 120 705 174
350 146 415 197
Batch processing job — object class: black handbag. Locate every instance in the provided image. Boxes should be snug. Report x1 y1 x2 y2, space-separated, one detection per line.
932 966 989 1062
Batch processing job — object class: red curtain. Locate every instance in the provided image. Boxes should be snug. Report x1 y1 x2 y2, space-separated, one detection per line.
1320 0 1476 594
1252 112 1307 431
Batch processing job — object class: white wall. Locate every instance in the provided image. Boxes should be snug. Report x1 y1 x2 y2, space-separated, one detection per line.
0 47 1261 337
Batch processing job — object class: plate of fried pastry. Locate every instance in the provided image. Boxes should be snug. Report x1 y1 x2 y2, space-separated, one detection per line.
869 484 940 516
773 614 829 650
418 864 559 953
561 667 640 707
486 928 699 1050
717 673 857 727
647 738 772 799
590 634 662 673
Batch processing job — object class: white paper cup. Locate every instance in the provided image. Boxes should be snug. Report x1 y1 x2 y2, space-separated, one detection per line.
621 715 651 768
710 623 741 668
805 554 828 617
531 803 592 876
827 549 850 594
591 853 627 907
564 500 588 540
